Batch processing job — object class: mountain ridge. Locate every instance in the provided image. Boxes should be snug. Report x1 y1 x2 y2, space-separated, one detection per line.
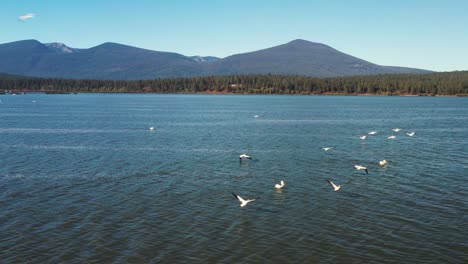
0 39 431 80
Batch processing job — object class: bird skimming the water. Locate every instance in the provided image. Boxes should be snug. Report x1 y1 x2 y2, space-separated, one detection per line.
239 154 252 160
326 179 342 191
232 193 257 207
355 165 368 174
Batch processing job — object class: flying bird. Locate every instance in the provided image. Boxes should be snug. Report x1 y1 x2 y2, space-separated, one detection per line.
406 132 415 137
232 192 257 207
388 135 396 139
355 165 368 174
326 179 342 191
239 154 252 160
275 180 285 189
392 128 402 132
360 135 367 140
322 147 334 151
379 160 388 166
149 126 155 131
368 131 377 135
19 13 37 22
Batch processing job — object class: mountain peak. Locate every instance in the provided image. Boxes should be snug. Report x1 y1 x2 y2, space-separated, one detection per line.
286 39 330 48
93 42 128 49
288 39 312 44
0 39 50 55
1 39 44 48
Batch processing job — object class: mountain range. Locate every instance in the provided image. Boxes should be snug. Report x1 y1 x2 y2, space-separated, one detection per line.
0 39 430 80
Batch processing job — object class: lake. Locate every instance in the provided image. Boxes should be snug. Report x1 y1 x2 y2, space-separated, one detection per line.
0 94 467 263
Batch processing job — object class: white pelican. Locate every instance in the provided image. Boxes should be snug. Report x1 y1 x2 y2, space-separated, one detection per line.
379 160 388 166
275 180 285 189
360 135 367 140
368 131 377 135
239 154 252 160
326 179 341 191
392 128 401 132
355 165 368 174
388 135 396 139
232 192 257 207
406 132 415 137
322 147 333 151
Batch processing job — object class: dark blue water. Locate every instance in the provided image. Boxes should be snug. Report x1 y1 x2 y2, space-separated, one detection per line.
0 94 467 263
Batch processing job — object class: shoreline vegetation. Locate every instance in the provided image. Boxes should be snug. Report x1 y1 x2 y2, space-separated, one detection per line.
1 71 467 96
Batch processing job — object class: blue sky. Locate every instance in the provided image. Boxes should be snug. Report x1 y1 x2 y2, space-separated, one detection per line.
1 0 467 71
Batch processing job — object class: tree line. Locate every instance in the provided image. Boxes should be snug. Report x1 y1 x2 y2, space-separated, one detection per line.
1 71 467 95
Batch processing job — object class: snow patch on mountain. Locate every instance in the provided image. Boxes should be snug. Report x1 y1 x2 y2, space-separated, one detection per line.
45 42 74 53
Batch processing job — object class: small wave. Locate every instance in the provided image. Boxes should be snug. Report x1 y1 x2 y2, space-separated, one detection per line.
0 143 102 150
0 128 133 133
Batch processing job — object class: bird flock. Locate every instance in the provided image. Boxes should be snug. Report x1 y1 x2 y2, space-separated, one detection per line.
233 123 416 207
146 116 415 207
325 127 415 192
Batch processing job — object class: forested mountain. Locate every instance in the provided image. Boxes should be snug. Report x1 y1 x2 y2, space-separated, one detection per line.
1 71 466 96
204 40 430 77
0 39 429 80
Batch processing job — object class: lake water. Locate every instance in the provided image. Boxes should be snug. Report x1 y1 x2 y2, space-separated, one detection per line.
0 94 467 263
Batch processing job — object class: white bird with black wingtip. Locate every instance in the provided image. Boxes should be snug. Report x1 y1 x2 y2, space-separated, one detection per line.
322 147 333 151
239 154 252 160
406 132 415 137
392 128 401 132
232 193 257 207
355 165 368 174
326 179 342 191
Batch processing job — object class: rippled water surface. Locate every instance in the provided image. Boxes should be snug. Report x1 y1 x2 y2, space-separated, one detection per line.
0 94 467 263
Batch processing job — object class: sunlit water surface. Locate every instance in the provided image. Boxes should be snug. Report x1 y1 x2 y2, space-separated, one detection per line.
0 94 467 263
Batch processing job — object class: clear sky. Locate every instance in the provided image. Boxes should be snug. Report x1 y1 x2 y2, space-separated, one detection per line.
1 0 467 71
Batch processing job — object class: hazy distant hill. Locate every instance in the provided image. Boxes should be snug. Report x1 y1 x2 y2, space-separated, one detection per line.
0 40 205 80
0 39 430 80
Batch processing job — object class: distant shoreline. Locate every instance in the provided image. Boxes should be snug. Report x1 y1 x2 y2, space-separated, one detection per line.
1 72 467 96
2 91 465 97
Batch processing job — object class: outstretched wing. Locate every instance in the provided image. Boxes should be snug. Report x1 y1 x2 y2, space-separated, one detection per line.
326 179 338 189
232 192 246 203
